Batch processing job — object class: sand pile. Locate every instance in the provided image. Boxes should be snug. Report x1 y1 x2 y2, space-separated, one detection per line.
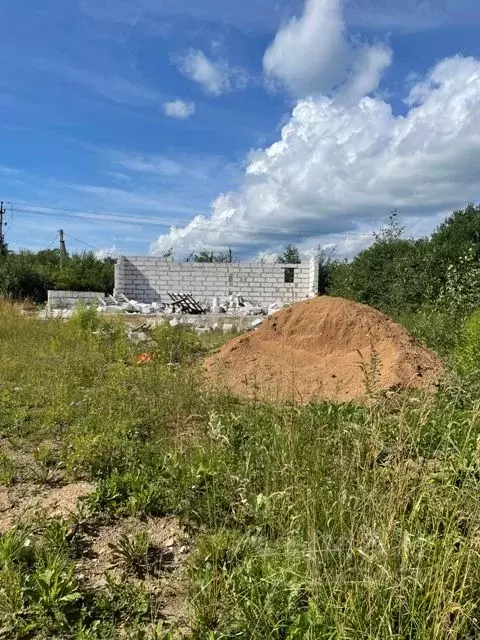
204 296 444 403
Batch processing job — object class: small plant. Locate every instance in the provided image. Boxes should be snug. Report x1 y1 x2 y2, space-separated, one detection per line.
0 566 24 625
108 532 150 573
0 527 34 569
454 308 480 375
70 305 102 332
27 558 81 617
151 323 205 364
94 574 151 624
68 499 96 538
39 519 72 562
0 452 16 486
358 344 381 399
33 442 57 484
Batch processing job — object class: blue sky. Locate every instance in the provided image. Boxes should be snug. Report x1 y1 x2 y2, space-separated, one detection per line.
1 0 480 258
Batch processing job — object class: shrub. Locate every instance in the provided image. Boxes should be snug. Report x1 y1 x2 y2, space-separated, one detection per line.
454 308 480 374
70 305 102 333
151 323 206 364
0 250 114 303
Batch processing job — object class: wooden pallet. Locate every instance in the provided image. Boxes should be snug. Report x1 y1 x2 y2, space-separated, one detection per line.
168 292 206 314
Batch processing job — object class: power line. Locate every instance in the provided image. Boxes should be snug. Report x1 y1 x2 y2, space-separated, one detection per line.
63 232 101 252
10 205 171 228
47 232 59 249
5 200 408 238
8 202 14 229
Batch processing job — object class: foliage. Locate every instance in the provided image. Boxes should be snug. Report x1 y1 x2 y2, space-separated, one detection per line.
28 561 81 614
430 203 480 269
70 305 103 333
188 249 232 262
315 248 333 295
53 253 115 293
454 308 480 374
329 204 480 317
0 252 54 303
0 453 16 486
0 249 114 303
151 322 206 364
437 246 480 314
277 243 301 264
395 305 460 358
108 532 150 573
3 292 480 637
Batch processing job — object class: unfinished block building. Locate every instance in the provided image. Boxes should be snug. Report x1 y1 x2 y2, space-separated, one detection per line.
114 257 319 306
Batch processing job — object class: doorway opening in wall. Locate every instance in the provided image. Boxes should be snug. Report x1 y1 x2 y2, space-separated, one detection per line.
284 268 295 283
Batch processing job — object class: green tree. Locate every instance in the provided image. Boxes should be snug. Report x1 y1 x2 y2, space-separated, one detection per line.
373 210 404 242
277 244 301 264
426 203 480 299
188 249 232 263
53 252 114 292
314 247 334 295
0 251 54 302
0 250 114 302
329 214 433 312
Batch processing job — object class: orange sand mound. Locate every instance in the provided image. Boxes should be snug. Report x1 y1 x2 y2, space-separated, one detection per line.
204 296 444 404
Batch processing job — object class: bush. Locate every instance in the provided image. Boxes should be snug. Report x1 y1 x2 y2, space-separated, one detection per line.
70 305 102 333
0 254 53 303
0 250 114 303
328 205 480 320
151 323 206 365
454 308 480 374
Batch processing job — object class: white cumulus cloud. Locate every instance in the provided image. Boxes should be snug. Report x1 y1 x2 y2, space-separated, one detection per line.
95 246 117 259
163 99 196 119
264 0 349 96
150 55 480 258
263 0 392 98
177 49 249 96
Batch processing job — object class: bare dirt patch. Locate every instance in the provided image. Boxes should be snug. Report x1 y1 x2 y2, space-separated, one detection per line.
77 515 191 626
0 481 94 532
205 296 444 404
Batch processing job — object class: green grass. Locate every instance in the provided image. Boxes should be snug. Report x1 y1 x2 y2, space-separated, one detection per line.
1 302 480 638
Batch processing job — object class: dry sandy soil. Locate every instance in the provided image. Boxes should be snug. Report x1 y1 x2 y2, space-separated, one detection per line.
205 296 444 403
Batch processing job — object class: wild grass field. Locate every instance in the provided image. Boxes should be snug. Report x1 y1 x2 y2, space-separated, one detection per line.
2 301 480 639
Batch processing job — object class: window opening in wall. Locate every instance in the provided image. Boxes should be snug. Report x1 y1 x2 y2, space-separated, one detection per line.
284 267 295 283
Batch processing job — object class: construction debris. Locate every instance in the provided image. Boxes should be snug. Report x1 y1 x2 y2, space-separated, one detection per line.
93 292 277 321
168 293 206 314
93 292 270 317
39 290 284 332
250 318 264 329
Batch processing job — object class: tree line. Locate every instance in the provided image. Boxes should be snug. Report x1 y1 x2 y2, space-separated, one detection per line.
190 204 480 319
190 204 480 321
0 248 115 303
326 205 480 317
2 204 480 312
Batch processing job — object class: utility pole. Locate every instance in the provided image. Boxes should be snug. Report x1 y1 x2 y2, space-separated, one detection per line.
59 229 67 268
0 202 5 254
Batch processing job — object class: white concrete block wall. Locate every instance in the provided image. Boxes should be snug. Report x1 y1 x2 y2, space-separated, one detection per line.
308 257 319 296
47 290 105 310
115 257 319 305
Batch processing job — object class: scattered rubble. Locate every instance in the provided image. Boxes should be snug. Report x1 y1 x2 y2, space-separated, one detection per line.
250 318 264 329
96 293 274 318
40 291 280 331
